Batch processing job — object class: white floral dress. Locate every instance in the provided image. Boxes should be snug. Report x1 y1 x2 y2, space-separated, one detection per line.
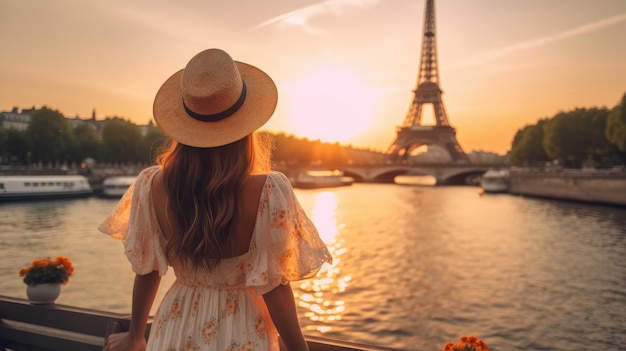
99 166 332 351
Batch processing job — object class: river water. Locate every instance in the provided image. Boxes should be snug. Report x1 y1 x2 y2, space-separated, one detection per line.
0 182 625 351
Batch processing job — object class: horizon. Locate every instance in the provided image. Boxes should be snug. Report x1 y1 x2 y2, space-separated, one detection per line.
1 0 625 155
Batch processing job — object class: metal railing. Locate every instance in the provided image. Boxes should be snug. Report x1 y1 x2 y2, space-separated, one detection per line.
0 295 401 351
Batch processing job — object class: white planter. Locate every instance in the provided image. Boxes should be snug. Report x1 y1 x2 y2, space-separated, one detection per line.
26 283 61 304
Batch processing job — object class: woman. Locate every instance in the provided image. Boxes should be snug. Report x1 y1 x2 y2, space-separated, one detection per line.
99 48 332 351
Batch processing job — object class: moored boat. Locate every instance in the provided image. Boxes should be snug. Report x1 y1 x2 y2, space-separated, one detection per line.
292 170 354 189
0 175 93 201
480 169 510 193
102 176 136 197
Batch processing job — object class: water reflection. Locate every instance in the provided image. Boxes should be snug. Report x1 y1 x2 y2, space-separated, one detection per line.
394 175 437 186
295 191 349 333
2 186 624 350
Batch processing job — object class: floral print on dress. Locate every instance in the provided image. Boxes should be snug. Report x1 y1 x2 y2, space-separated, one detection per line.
226 340 257 351
255 314 267 339
99 170 331 351
190 288 201 318
270 209 288 229
184 336 201 351
167 299 183 320
218 291 239 320
201 320 217 344
153 297 183 338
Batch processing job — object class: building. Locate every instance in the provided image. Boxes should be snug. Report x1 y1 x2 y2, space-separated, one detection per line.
1 106 153 138
0 107 35 131
66 109 104 140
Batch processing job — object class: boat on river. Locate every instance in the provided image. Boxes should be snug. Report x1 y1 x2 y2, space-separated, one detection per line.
102 176 136 197
292 170 354 189
480 169 510 193
0 175 93 201
0 295 399 351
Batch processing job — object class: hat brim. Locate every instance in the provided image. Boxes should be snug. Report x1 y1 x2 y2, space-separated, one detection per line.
153 61 277 148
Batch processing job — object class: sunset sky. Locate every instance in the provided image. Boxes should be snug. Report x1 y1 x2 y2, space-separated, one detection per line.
1 0 625 155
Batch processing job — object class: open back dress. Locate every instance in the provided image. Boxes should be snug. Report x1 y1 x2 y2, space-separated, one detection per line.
99 165 332 351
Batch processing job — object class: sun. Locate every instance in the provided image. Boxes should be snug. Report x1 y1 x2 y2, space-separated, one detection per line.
284 65 377 145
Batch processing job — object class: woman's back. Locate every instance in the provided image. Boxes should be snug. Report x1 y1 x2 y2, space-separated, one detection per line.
145 167 280 350
151 171 268 259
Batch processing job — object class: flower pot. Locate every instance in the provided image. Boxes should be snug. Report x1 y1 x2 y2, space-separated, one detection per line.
26 283 61 304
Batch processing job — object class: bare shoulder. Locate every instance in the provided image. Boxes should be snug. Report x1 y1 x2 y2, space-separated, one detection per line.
150 169 168 219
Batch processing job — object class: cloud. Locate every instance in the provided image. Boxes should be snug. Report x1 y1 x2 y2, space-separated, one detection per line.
251 0 378 34
453 13 626 68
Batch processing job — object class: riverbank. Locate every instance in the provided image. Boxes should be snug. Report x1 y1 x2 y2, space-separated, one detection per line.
508 169 626 206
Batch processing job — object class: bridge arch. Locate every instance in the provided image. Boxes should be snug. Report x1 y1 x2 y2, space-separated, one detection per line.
339 164 494 185
279 164 500 186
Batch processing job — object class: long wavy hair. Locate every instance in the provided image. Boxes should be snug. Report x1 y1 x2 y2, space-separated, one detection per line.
156 132 272 270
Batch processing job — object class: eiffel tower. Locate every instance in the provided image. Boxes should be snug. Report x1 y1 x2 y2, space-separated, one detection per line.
387 0 469 163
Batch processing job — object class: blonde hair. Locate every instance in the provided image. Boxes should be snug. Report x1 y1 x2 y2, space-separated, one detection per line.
156 132 273 270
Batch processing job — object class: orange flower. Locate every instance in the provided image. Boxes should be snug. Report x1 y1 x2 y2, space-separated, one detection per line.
56 256 75 275
443 342 456 351
460 336 478 344
442 336 489 351
18 256 75 285
32 259 49 268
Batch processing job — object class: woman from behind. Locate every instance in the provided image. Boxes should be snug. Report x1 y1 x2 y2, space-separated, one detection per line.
100 48 332 351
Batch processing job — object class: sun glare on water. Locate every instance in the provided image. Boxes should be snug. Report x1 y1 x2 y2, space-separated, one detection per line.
284 65 377 144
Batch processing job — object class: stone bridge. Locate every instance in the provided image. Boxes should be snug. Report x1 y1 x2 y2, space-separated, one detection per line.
281 163 500 185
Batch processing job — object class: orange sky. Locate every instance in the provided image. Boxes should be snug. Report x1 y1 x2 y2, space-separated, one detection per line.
1 0 625 155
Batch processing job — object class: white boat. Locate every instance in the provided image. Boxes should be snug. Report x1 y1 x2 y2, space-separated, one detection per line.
480 169 510 193
292 170 354 189
0 175 93 201
102 176 136 197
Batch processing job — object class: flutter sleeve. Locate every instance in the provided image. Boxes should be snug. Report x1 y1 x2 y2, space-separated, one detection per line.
98 166 168 276
246 172 332 295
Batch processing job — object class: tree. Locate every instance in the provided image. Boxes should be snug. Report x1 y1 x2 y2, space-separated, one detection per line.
587 107 622 167
70 124 102 162
0 128 29 164
606 92 626 153
25 107 72 164
508 120 549 166
271 133 314 165
101 117 143 163
142 124 166 162
542 108 612 168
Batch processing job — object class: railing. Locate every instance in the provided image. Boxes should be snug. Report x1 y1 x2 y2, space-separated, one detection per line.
0 295 400 351
0 296 130 351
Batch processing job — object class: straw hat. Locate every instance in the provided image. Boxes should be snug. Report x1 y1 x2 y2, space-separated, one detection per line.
153 48 277 147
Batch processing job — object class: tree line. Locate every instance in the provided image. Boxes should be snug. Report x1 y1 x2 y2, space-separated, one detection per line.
509 92 626 168
0 107 385 167
3 92 625 169
0 107 165 166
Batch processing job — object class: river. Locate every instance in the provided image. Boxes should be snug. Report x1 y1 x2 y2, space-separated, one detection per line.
1 182 625 351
